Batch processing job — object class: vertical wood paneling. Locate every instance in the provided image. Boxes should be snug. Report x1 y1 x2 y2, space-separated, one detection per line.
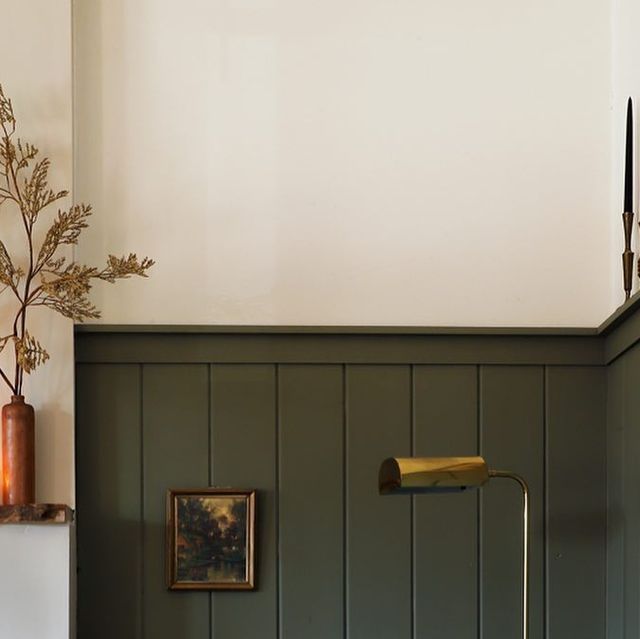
76 364 142 639
210 365 277 638
142 364 210 639
347 365 412 639
480 366 544 639
546 366 606 639
76 333 611 639
278 365 344 638
607 358 625 639
624 344 640 637
413 365 478 639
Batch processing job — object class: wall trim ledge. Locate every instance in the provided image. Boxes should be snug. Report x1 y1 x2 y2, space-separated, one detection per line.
599 292 640 363
74 292 640 367
75 327 603 366
74 324 599 336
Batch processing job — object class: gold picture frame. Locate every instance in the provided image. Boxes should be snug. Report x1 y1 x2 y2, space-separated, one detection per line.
166 488 256 591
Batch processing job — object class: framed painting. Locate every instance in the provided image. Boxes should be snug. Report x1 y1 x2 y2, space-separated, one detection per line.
166 488 256 590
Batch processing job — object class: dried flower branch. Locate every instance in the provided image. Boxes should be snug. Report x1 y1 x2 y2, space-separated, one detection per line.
14 331 49 374
0 84 154 396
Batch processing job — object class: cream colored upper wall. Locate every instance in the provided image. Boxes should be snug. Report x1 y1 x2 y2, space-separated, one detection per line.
74 0 612 327
611 0 640 307
1 0 73 505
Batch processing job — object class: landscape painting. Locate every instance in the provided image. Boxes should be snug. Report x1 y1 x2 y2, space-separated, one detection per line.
167 489 256 590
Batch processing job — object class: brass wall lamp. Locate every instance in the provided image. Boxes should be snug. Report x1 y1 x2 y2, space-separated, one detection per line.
379 456 530 639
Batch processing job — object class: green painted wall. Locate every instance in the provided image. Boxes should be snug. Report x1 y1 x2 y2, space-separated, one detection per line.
604 305 640 639
75 330 607 639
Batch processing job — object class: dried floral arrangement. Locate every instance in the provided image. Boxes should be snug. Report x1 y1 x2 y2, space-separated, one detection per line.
0 85 153 397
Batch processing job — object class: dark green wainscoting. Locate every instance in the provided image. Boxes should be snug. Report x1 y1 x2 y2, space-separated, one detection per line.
602 294 640 639
75 326 608 639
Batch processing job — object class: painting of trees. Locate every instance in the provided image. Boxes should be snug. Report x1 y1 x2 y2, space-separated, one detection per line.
175 494 249 584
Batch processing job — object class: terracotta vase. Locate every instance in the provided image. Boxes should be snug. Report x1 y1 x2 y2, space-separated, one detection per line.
2 395 35 505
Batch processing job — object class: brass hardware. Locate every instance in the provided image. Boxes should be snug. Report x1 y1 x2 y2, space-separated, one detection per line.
379 456 529 639
379 456 489 494
623 211 634 299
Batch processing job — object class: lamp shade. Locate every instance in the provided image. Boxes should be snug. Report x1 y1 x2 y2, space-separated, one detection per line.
379 456 489 494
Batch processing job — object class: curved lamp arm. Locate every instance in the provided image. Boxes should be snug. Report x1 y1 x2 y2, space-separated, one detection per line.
488 470 530 639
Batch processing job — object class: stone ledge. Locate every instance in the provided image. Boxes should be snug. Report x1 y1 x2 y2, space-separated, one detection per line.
0 504 74 524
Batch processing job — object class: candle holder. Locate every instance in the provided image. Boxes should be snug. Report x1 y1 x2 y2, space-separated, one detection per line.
623 211 634 300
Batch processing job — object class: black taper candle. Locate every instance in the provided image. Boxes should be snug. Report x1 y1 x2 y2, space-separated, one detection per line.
623 97 634 301
625 97 633 213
